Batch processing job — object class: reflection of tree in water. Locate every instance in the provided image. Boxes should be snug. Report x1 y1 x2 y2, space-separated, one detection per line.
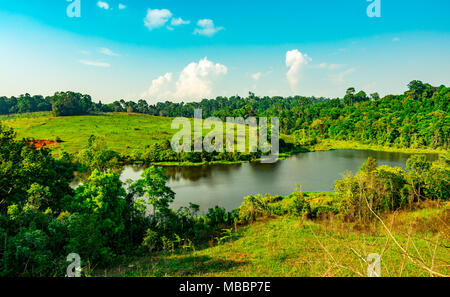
163 164 243 182
335 150 438 163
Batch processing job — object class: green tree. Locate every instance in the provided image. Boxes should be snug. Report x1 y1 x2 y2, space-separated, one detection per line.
51 91 93 116
132 167 175 215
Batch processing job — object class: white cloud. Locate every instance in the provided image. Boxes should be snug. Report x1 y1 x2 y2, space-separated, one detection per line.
171 17 190 26
146 73 174 99
286 49 311 91
251 72 262 81
194 19 223 37
144 9 173 30
97 1 110 10
143 58 227 101
79 60 110 68
175 58 227 98
330 68 356 85
393 37 400 42
99 47 120 57
118 3 127 10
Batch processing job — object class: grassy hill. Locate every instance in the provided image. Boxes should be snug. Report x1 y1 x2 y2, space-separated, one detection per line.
1 112 194 156
104 202 449 277
1 112 298 160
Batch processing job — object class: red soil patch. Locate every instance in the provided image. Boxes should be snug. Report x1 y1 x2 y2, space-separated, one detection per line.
30 139 58 148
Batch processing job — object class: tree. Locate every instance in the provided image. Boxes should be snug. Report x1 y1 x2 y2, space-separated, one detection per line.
0 124 73 213
131 167 175 215
51 91 93 116
406 155 431 202
344 87 356 105
77 135 121 171
407 80 426 96
370 92 380 101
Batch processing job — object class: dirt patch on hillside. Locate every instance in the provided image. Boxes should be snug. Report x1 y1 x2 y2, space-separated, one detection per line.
30 139 58 148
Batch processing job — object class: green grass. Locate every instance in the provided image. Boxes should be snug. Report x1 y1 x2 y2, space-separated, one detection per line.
101 202 449 277
310 139 444 155
1 112 299 160
1 112 177 156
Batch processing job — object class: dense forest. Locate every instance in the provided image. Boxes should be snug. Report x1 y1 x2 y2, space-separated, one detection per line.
1 81 448 151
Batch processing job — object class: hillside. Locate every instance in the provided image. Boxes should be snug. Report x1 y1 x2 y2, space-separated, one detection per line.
109 203 449 277
1 112 181 156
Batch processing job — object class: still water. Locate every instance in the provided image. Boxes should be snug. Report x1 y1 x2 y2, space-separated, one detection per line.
116 150 438 212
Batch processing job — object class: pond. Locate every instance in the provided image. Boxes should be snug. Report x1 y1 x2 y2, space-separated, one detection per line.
114 149 438 213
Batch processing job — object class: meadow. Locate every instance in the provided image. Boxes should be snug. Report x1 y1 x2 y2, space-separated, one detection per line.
107 202 449 277
1 112 177 156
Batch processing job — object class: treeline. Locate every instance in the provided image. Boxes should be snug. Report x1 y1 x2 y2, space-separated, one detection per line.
288 81 449 149
76 135 296 169
0 91 327 118
1 81 449 149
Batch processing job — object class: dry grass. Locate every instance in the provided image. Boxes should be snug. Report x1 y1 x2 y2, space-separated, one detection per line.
102 202 449 277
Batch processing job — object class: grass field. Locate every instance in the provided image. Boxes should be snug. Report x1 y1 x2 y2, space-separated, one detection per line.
103 202 449 277
1 112 291 159
0 112 211 156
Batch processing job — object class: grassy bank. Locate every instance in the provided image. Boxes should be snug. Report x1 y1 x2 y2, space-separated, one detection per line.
103 201 449 277
310 139 445 155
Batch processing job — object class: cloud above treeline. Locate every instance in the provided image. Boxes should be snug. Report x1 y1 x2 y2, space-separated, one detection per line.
143 57 228 101
286 49 311 91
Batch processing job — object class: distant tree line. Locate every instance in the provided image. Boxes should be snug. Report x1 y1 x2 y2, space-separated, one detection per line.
0 91 328 118
1 80 448 149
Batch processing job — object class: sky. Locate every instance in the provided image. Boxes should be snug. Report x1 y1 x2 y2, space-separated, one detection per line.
0 0 449 103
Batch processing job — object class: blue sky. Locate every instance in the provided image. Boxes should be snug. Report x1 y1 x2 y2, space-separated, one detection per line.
0 0 449 103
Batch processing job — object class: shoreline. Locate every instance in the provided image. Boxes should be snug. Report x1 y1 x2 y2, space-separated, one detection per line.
128 140 443 168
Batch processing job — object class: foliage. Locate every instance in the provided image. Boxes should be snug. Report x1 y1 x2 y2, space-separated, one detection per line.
51 92 93 117
335 156 449 222
77 135 121 171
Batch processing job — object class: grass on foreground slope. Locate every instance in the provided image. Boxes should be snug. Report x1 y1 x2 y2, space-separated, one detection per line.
103 202 449 277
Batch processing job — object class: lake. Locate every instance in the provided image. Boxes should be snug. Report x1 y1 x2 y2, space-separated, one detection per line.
112 149 438 213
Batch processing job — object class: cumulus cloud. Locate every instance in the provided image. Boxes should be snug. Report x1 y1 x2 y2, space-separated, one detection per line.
118 3 127 10
286 49 311 90
79 60 110 68
144 9 173 30
99 47 120 57
171 17 190 26
146 73 174 99
143 58 227 101
97 1 110 10
175 58 227 98
194 19 223 37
